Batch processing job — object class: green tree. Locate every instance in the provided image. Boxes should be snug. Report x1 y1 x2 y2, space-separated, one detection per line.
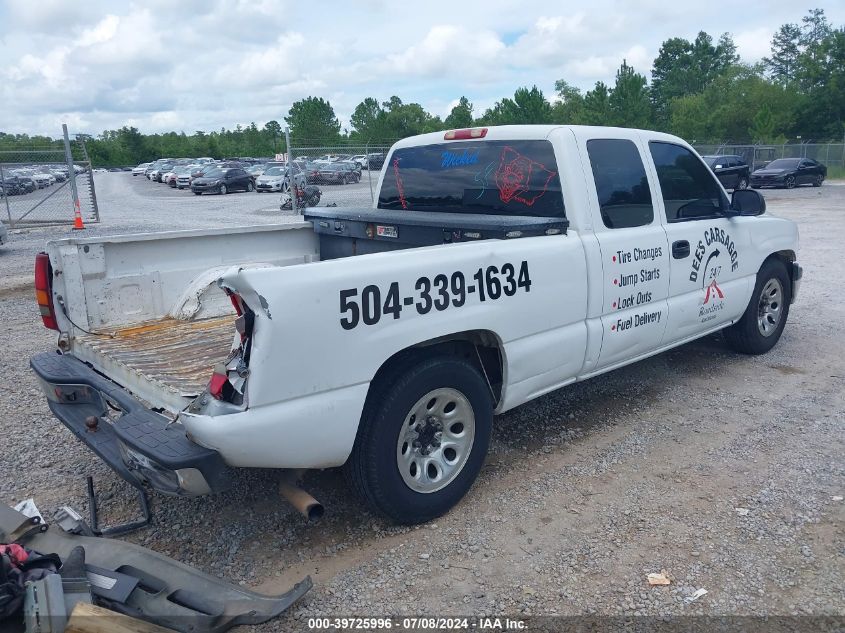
477 86 552 125
650 31 738 124
381 97 440 137
608 60 651 128
581 82 611 125
350 97 390 141
444 96 474 129
764 23 802 84
284 97 341 143
551 79 584 123
263 120 282 153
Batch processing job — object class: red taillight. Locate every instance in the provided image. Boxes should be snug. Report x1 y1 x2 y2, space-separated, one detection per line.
35 252 59 330
208 366 228 400
444 128 488 140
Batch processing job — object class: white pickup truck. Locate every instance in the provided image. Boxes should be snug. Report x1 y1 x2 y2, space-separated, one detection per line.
31 125 801 524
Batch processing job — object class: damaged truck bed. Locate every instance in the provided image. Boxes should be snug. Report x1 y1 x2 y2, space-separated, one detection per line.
74 316 236 405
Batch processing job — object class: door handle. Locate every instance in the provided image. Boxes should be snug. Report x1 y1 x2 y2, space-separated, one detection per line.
672 240 690 259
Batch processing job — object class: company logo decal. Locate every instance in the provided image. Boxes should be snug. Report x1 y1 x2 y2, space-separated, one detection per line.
690 227 739 323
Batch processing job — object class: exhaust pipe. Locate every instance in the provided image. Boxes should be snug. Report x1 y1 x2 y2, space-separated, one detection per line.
278 471 324 522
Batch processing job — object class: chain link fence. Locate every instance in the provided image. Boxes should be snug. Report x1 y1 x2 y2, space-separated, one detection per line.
287 140 397 209
693 142 845 172
0 135 100 228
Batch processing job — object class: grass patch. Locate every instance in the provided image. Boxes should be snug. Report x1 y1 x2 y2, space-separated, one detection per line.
826 165 845 180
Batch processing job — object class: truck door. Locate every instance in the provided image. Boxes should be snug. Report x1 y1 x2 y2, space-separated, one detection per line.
647 141 754 345
580 137 671 370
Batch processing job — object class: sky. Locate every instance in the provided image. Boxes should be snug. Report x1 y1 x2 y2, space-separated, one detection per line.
1 0 843 138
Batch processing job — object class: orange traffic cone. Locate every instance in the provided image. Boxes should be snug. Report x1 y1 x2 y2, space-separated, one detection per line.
72 200 85 230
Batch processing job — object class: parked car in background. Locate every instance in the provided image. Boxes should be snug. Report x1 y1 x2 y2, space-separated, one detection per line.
702 155 750 191
173 166 198 189
1 176 29 195
255 165 306 192
17 177 36 194
133 162 151 176
366 152 386 170
0 220 7 246
298 161 321 184
316 162 358 184
31 171 55 188
191 167 255 195
339 160 362 179
350 155 367 169
247 164 266 181
750 158 826 189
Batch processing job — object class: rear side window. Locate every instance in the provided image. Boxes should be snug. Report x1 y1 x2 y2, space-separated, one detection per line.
586 139 653 229
649 142 728 222
378 140 564 217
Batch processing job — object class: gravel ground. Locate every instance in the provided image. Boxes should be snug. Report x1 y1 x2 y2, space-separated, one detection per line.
0 177 843 629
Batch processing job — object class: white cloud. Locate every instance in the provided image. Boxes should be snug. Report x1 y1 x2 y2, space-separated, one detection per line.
734 27 776 63
382 25 506 80
1 0 844 136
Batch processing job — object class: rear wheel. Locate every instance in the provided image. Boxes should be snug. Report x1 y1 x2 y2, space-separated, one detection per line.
246 181 254 192
346 356 493 524
813 174 824 187
724 258 791 355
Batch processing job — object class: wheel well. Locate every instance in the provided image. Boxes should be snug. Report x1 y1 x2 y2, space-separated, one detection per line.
369 330 505 407
772 249 796 266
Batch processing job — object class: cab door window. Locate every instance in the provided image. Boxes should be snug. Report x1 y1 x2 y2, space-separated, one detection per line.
586 139 654 229
649 142 729 222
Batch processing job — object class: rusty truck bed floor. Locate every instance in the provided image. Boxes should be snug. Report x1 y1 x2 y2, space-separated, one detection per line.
75 316 235 400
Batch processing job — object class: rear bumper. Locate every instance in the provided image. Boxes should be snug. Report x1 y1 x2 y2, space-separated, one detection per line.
30 352 233 496
791 262 802 303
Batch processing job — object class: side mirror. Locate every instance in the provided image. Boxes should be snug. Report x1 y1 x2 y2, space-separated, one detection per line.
731 189 766 216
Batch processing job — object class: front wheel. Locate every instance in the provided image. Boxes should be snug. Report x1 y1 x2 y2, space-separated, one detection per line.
345 356 493 524
784 175 796 189
219 184 227 195
246 181 254 192
736 177 748 190
723 258 791 355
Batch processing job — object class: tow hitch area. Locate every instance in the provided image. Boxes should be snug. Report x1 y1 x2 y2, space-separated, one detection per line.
0 503 312 633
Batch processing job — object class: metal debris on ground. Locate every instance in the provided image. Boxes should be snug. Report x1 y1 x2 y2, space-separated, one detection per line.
13 499 44 522
734 507 750 516
684 588 708 603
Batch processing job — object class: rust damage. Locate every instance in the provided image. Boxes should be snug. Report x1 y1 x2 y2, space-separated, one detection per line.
75 315 236 397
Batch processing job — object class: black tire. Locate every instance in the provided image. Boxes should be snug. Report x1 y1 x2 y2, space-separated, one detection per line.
345 355 493 524
723 258 791 355
193 191 202 196
246 181 254 192
784 175 796 189
736 176 748 190
219 184 227 195
813 174 824 187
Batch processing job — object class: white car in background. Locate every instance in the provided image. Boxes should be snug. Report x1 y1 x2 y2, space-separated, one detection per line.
255 165 305 192
133 163 151 176
31 172 55 188
350 155 367 169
